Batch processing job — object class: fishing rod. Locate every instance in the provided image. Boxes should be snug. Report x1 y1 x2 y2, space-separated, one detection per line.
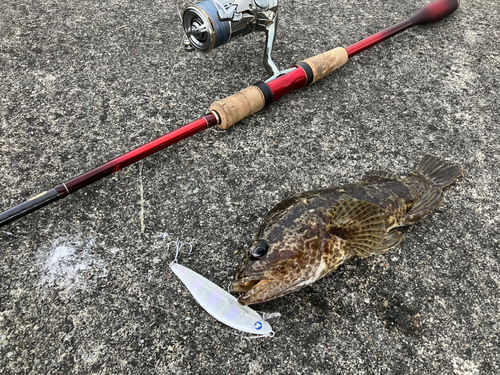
0 0 460 227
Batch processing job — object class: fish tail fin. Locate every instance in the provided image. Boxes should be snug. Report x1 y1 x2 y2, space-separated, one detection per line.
414 154 463 189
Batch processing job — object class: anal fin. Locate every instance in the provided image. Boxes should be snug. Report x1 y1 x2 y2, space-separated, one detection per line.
327 199 402 258
377 231 403 254
402 189 444 225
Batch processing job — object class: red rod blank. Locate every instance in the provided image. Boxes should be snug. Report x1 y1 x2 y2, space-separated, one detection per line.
346 0 459 57
61 113 218 196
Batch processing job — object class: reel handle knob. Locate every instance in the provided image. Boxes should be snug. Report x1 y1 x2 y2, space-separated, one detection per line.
183 39 196 52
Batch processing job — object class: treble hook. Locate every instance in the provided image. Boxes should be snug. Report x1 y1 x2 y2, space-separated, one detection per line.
167 238 193 264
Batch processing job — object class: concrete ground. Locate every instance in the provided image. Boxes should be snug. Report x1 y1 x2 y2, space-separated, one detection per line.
1 0 499 374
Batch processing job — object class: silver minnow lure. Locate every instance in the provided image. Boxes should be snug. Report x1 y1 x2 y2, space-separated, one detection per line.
170 263 274 337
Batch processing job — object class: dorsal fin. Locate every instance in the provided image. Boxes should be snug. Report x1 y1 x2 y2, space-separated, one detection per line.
363 170 400 182
327 199 402 258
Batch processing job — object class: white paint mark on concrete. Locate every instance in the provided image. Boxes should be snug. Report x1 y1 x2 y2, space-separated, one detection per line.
452 357 479 375
248 361 264 375
37 235 108 292
79 343 107 366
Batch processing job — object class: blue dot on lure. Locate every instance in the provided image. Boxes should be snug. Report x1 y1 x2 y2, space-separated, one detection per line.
167 239 277 338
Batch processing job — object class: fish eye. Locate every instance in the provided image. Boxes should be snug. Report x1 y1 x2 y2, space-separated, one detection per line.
249 240 268 260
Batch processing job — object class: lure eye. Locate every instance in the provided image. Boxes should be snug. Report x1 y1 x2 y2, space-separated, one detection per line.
249 240 268 260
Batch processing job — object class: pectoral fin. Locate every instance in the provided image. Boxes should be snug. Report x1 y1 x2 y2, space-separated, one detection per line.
327 199 402 258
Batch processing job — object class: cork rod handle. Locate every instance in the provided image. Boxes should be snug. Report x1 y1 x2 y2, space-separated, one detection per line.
301 47 348 85
210 47 348 129
210 85 266 130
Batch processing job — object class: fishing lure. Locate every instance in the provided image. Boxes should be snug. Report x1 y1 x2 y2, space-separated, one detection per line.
167 239 276 337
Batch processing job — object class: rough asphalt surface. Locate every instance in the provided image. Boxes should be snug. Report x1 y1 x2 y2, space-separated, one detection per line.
1 0 499 374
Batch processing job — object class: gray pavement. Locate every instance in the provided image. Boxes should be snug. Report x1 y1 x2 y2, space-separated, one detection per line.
1 0 499 374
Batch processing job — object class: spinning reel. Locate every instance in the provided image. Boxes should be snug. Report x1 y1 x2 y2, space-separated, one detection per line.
182 0 290 80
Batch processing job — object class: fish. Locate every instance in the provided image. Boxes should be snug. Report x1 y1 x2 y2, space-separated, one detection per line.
232 154 463 305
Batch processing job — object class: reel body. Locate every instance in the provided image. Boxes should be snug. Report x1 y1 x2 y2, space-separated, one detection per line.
183 0 284 80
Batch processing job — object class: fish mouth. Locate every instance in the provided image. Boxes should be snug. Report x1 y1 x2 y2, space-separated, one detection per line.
231 279 261 293
232 278 287 305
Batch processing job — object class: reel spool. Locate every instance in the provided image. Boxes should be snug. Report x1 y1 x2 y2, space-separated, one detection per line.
182 0 289 80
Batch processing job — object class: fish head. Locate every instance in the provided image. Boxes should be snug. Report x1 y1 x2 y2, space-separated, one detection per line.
232 224 328 305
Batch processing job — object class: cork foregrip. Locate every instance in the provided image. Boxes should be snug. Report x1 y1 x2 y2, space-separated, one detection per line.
210 85 266 129
301 47 348 84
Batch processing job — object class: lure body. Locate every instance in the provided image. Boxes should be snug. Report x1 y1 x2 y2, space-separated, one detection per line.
170 263 273 336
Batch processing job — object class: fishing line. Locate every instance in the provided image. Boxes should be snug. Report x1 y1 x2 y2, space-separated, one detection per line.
175 0 183 23
162 37 188 105
160 0 191 109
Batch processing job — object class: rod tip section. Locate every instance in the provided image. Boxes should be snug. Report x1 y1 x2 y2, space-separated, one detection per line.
412 0 460 25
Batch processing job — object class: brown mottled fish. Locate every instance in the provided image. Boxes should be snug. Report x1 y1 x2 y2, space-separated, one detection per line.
232 154 462 305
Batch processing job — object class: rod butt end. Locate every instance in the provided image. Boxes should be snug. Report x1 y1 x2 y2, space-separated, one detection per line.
0 189 60 227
